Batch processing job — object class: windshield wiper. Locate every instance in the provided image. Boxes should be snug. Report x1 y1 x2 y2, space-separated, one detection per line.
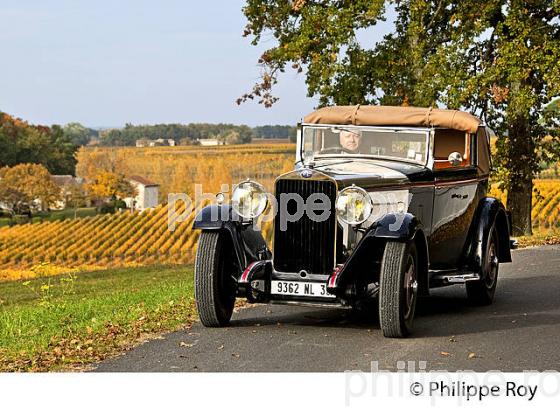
314 159 356 167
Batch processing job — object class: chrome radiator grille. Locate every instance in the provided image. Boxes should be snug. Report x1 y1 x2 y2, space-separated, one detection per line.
273 178 337 274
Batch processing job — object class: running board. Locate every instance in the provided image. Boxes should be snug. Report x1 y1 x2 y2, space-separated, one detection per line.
431 272 481 284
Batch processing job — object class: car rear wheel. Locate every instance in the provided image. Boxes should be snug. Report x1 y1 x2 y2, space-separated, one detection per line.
379 240 418 338
195 231 237 327
466 226 499 305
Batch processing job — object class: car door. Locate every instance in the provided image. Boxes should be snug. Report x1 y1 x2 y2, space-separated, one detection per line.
429 130 479 269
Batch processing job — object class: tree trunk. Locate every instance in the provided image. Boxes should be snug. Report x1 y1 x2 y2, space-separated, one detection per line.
505 117 534 236
507 178 532 236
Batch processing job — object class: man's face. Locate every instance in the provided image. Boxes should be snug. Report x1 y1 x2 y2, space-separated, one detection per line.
339 130 361 152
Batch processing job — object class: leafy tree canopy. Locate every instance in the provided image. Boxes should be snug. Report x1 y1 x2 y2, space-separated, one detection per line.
63 122 98 146
253 125 296 140
0 163 62 212
0 112 78 175
86 171 137 200
99 123 254 146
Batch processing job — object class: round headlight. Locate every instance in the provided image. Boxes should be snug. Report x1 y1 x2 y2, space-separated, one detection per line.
232 180 268 219
335 186 372 225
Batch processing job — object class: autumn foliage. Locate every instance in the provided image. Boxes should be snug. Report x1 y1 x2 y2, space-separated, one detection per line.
0 163 62 212
0 112 77 175
86 171 136 200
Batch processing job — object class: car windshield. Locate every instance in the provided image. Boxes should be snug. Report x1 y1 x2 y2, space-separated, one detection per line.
302 125 429 165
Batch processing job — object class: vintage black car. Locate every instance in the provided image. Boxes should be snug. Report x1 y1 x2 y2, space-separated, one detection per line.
193 105 514 338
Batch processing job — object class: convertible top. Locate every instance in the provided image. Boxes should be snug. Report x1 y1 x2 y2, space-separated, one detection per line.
303 105 481 133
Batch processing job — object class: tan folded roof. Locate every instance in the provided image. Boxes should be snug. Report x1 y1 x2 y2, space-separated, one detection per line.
304 105 481 133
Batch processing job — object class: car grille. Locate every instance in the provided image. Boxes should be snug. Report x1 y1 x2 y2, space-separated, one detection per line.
273 177 337 274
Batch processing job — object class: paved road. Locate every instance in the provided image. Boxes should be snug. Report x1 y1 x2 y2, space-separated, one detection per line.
94 245 560 372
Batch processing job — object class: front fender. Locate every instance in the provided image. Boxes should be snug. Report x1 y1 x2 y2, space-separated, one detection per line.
192 204 238 230
369 213 423 241
328 213 429 297
193 204 270 274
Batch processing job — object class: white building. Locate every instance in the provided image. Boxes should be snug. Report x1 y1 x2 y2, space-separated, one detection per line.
197 138 224 146
125 176 159 211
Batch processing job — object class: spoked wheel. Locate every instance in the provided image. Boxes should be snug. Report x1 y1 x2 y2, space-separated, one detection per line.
467 226 499 305
194 231 238 327
379 240 419 338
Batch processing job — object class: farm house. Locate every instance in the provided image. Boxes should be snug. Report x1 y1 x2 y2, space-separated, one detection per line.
125 175 159 211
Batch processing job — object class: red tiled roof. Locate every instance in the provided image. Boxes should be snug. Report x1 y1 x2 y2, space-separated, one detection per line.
128 175 159 187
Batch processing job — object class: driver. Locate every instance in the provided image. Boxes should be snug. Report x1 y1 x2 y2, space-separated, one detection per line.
339 129 362 153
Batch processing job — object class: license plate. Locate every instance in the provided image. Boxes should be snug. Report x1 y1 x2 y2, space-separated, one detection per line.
271 280 335 299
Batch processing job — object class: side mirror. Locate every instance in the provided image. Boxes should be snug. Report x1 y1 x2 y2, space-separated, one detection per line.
448 152 463 166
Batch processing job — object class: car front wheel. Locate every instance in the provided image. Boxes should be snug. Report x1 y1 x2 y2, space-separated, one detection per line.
379 240 418 338
194 231 237 327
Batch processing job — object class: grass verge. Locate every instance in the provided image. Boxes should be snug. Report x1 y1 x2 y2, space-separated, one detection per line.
0 265 195 372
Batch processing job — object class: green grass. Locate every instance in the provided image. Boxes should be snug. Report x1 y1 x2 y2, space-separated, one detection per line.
0 208 98 228
46 207 98 220
0 265 196 371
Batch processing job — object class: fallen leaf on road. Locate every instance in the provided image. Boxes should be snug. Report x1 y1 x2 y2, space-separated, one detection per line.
179 342 193 348
449 336 457 342
251 330 257 334
440 351 451 357
232 353 240 358
218 344 224 350
468 352 477 359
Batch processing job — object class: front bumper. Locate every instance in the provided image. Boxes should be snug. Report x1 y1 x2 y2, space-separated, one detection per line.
237 260 346 306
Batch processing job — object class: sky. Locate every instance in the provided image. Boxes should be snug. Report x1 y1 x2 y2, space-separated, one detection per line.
0 1 393 128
